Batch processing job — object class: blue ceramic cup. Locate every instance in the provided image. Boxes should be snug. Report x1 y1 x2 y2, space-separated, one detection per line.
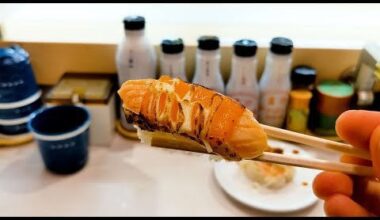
28 105 91 174
0 90 43 120
0 45 39 103
0 116 30 135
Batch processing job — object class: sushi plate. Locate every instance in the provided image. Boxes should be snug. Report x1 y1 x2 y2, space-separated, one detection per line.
213 139 320 213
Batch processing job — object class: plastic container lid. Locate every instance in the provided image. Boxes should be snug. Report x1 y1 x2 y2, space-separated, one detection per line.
161 38 184 54
270 37 293 55
197 36 219 51
45 76 113 104
291 65 317 88
0 45 29 66
317 80 354 98
316 80 354 116
123 16 145 30
233 39 257 57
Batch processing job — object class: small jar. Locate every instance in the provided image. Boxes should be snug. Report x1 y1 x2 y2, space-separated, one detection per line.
289 65 317 132
286 90 312 133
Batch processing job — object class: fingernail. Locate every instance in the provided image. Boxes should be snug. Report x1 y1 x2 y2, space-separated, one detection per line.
370 125 380 178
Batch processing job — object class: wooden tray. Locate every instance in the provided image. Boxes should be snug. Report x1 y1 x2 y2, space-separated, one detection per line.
0 133 34 147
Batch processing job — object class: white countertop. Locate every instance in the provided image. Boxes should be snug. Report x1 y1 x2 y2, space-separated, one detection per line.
0 134 338 216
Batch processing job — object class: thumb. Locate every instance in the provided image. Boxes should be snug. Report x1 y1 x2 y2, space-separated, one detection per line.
370 125 380 178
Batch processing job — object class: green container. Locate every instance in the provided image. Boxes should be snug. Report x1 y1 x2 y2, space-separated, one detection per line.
314 80 354 136
314 113 339 136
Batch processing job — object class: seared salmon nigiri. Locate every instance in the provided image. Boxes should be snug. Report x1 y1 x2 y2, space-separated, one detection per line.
118 75 269 161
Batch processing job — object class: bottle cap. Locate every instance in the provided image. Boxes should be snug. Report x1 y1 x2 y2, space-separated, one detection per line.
123 16 145 30
289 90 312 109
291 65 317 88
197 36 219 51
161 38 184 54
270 37 293 55
233 39 257 57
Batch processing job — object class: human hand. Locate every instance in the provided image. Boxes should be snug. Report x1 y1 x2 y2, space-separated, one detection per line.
313 110 380 216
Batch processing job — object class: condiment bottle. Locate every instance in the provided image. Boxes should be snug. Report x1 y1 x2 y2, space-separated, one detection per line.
259 37 293 127
291 65 317 90
226 39 260 116
192 36 225 94
116 15 157 84
115 15 157 131
160 38 187 81
286 65 316 132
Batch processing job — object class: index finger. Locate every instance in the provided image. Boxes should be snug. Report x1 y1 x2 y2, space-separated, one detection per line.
336 110 380 178
335 110 380 150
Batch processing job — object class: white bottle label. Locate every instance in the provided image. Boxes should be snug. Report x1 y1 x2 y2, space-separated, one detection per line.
160 58 186 81
117 48 156 85
228 92 258 116
193 60 224 93
259 91 289 127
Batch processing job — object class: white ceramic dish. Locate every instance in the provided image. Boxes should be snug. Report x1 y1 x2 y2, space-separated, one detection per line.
214 139 320 213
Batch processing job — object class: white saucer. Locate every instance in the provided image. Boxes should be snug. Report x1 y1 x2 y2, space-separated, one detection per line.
213 139 320 213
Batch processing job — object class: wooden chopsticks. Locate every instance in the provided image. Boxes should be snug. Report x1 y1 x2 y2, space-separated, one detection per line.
138 126 374 177
255 152 373 177
256 124 373 177
260 124 371 160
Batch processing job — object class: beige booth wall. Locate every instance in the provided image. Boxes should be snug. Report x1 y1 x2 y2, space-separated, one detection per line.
0 41 360 86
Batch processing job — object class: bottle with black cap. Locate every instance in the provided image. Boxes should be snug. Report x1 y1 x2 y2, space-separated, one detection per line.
291 65 317 90
226 39 260 116
192 35 224 94
116 15 157 131
160 38 187 81
116 15 157 85
286 65 317 133
259 37 293 127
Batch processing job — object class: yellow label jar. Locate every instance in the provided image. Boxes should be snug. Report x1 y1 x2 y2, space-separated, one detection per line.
286 90 313 133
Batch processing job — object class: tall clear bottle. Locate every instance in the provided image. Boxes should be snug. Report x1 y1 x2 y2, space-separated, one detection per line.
226 39 260 116
116 15 157 130
160 38 187 81
192 36 225 94
259 37 293 127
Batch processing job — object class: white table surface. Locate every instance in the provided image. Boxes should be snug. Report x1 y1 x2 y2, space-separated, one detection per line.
0 134 339 216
